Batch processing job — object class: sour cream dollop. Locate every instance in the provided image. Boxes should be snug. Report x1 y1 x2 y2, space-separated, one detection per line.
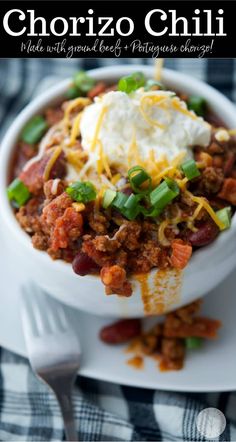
80 89 211 168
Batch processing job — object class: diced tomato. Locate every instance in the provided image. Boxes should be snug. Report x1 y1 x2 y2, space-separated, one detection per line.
170 239 192 270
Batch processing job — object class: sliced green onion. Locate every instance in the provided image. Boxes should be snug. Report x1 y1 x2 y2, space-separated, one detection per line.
216 207 231 230
124 193 141 210
118 72 145 94
141 206 163 218
21 116 48 144
74 70 95 94
66 181 96 203
118 76 137 94
7 178 31 207
66 85 81 99
164 177 180 195
112 192 128 210
187 96 206 117
128 166 152 193
102 189 117 209
150 180 179 209
181 159 200 180
144 79 164 91
122 205 141 221
185 337 203 350
131 72 145 88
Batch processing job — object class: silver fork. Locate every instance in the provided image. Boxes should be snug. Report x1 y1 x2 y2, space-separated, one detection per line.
20 284 81 441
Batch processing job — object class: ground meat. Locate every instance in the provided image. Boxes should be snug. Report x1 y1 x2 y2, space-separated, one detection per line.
129 245 169 273
92 235 121 253
32 231 48 250
101 265 132 297
161 337 185 360
212 155 224 168
50 207 83 251
82 239 112 267
164 314 221 339
174 300 202 324
115 221 141 250
115 250 128 267
16 197 43 234
218 177 236 204
224 153 236 176
88 211 109 234
44 106 64 126
105 281 133 297
41 192 72 229
128 254 152 273
160 338 185 371
142 240 161 266
43 179 65 200
207 141 224 154
198 167 224 194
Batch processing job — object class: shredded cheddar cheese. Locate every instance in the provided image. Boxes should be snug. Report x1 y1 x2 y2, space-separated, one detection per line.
90 106 108 152
65 149 87 171
158 219 170 246
64 97 91 127
139 95 168 129
69 112 83 145
176 176 188 190
96 140 112 178
127 129 143 167
171 97 198 121
43 146 62 181
185 191 225 230
111 173 121 185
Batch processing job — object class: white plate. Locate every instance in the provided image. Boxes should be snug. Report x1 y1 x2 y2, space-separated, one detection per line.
1 224 236 392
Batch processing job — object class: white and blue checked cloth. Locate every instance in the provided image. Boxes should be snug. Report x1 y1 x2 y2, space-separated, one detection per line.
0 58 236 441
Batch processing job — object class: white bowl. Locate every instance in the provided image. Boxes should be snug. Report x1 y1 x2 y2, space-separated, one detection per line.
1 65 236 318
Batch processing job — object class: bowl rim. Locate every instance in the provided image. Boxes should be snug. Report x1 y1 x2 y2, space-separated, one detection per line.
0 64 236 277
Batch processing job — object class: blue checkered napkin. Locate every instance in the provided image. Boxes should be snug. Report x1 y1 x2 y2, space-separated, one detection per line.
0 348 236 441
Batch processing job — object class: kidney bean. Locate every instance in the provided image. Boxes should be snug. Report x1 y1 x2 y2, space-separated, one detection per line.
185 221 219 247
72 251 99 276
100 319 141 344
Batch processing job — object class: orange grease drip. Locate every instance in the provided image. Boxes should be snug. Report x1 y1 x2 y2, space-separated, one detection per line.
127 355 144 370
135 269 183 316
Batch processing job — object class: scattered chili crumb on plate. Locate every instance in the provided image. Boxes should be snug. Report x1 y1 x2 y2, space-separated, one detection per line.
99 299 221 371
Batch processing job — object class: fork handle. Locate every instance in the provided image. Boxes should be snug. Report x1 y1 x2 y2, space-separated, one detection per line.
56 390 78 441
